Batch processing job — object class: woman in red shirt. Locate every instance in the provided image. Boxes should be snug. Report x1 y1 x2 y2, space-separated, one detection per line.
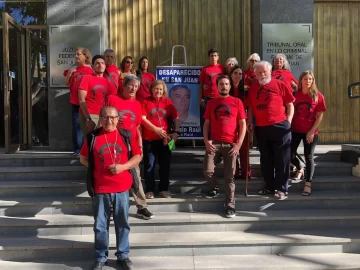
243 53 260 88
63 47 93 155
230 66 251 179
271 54 298 92
141 80 180 199
136 56 156 102
118 56 136 95
291 70 326 196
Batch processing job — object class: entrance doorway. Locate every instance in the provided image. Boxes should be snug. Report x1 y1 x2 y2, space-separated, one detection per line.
1 12 48 153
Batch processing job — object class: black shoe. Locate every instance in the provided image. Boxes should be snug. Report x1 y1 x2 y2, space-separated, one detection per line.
117 258 134 270
205 188 220 198
226 207 236 218
137 208 154 220
92 261 106 270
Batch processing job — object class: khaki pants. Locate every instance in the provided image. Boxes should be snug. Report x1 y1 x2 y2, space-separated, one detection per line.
203 142 237 208
79 113 100 138
130 165 148 209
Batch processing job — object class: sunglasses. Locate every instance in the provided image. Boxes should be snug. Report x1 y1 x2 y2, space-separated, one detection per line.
126 60 133 64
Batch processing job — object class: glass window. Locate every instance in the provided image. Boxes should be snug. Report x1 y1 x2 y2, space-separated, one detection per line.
0 1 46 25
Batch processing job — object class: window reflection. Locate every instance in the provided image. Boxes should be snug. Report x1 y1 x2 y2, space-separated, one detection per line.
0 1 46 25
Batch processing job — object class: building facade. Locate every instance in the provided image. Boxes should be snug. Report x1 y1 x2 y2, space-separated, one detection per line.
0 0 359 152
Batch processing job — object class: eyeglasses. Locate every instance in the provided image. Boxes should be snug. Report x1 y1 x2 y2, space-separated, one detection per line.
126 60 133 64
101 116 119 121
250 59 258 62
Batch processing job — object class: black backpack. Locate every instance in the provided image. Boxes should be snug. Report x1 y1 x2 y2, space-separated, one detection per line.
86 127 140 198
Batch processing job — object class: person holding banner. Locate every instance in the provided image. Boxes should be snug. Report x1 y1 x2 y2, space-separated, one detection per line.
136 56 156 102
203 75 247 218
199 48 226 107
103 49 120 96
141 80 180 199
230 66 251 179
247 61 294 199
271 53 298 92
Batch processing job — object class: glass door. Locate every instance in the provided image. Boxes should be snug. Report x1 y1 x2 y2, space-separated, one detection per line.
2 12 28 153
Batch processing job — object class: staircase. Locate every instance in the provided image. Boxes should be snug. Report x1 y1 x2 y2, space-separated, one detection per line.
1 146 360 269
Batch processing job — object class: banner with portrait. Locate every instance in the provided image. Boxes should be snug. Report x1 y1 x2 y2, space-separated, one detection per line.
156 66 203 139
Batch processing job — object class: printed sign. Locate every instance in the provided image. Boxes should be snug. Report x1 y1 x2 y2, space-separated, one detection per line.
156 66 203 139
262 23 313 79
49 25 102 87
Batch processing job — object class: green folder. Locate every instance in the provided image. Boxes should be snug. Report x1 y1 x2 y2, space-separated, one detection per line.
168 139 176 151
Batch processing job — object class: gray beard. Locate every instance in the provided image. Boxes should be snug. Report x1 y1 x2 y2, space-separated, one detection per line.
259 77 272 85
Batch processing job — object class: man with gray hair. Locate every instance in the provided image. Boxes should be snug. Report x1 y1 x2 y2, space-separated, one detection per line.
80 105 141 270
247 61 295 199
106 74 154 220
103 49 121 95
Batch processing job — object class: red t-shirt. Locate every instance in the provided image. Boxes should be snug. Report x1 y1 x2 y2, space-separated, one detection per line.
106 95 142 135
104 64 119 96
80 129 141 193
136 72 156 102
199 64 226 98
272 69 298 91
243 69 258 88
79 75 112 115
64 66 93 105
141 97 179 140
291 91 326 134
248 79 295 126
204 96 247 143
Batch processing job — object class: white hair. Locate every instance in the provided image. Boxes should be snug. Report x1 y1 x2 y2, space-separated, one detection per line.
246 53 261 64
253 61 272 72
225 57 238 66
272 54 291 70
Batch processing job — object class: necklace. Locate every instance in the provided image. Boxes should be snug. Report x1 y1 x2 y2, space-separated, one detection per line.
104 129 118 165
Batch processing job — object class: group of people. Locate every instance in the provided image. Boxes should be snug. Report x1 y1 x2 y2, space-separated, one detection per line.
64 47 326 270
199 48 326 218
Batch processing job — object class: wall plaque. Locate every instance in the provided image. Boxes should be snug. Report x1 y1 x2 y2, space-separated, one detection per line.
49 25 102 87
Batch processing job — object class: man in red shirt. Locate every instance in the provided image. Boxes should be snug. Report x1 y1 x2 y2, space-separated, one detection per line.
199 48 226 107
103 49 120 95
80 106 141 270
247 61 295 199
106 74 154 220
78 55 112 138
203 75 247 218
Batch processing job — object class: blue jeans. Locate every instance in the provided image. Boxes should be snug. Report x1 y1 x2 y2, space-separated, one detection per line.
92 192 130 262
71 104 83 151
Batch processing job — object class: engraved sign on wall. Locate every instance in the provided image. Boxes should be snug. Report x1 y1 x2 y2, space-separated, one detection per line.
262 23 313 79
49 25 102 87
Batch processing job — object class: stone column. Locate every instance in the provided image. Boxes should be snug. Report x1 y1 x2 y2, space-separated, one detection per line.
46 0 109 150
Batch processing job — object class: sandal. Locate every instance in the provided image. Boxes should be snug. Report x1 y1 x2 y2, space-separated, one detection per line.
274 190 286 199
302 182 312 196
145 192 154 199
257 188 274 195
291 168 304 180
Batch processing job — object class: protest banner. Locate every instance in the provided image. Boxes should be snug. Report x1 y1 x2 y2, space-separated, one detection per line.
156 66 203 139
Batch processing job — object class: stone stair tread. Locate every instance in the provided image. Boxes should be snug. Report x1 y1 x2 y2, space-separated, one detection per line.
2 229 360 250
0 166 85 173
1 190 360 207
1 209 360 227
0 175 359 188
0 253 359 269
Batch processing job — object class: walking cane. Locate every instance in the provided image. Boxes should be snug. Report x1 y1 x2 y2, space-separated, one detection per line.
244 131 250 196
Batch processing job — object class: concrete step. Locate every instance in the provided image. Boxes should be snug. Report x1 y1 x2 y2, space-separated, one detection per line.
0 161 352 182
1 229 360 261
1 191 360 217
1 209 360 237
0 176 359 198
1 253 360 269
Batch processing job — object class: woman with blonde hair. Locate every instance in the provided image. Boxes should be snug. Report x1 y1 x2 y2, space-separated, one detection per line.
141 80 180 199
63 47 93 155
291 70 326 196
271 53 298 91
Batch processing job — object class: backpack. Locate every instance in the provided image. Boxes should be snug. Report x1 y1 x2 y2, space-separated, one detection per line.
86 127 140 198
